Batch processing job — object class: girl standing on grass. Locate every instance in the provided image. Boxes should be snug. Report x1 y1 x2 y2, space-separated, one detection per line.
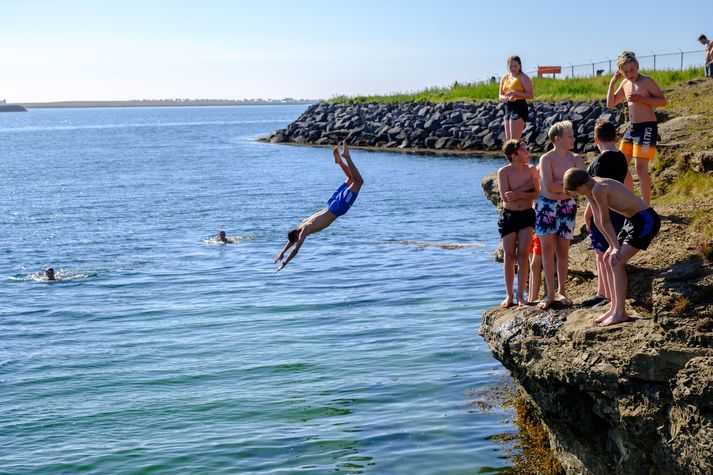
499 55 534 141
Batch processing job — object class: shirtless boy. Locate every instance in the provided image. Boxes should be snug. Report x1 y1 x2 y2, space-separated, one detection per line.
564 168 661 327
274 141 363 273
497 139 540 307
535 121 586 309
607 51 667 204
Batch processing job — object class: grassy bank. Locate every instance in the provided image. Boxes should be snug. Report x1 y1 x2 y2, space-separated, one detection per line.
330 68 703 104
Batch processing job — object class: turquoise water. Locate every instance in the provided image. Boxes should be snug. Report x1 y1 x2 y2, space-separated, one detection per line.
1 105 512 474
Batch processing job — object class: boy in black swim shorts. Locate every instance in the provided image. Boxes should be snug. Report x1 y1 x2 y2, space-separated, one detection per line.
564 169 661 327
607 51 667 204
497 139 540 307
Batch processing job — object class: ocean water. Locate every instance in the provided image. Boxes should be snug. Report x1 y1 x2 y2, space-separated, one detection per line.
0 105 513 474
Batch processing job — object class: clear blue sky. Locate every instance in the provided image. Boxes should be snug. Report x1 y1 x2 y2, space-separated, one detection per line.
2 0 711 102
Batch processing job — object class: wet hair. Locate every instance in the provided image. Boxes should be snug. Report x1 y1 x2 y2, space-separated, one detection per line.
699 34 708 41
507 55 522 73
548 120 573 142
219 230 226 237
502 139 523 162
594 119 617 142
616 51 638 70
563 168 592 194
287 229 300 243
45 267 54 273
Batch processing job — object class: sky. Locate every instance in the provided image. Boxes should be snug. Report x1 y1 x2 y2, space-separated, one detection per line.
2 0 712 102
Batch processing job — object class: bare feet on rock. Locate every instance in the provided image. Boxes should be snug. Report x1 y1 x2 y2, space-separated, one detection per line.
501 297 514 308
556 293 573 307
597 313 633 327
537 296 554 310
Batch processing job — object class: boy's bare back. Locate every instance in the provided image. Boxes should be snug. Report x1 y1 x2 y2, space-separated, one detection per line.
592 177 649 217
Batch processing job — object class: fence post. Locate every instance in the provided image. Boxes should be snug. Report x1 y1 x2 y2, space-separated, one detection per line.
609 60 612 74
592 62 595 76
680 51 684 71
653 54 656 70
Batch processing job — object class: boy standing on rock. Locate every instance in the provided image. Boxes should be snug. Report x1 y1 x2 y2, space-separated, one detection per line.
607 51 667 205
497 139 540 307
535 121 586 310
274 141 363 273
564 168 660 327
581 120 629 308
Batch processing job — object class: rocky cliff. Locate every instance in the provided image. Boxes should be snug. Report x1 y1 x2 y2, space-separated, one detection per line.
0 104 27 112
265 100 625 154
479 79 713 474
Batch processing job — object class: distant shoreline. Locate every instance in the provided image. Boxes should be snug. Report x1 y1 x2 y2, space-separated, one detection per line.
19 99 318 109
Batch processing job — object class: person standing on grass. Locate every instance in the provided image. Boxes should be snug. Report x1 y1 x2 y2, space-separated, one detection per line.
499 56 533 141
699 35 713 77
497 139 540 307
606 51 667 205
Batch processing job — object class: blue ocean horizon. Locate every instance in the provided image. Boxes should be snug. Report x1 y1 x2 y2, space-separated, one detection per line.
1 105 514 474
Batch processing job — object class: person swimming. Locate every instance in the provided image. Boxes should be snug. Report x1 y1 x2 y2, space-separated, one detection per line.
217 230 228 243
44 267 56 281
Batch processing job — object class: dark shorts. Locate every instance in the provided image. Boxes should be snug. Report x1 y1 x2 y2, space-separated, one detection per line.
504 99 529 122
620 121 658 160
618 208 661 251
498 208 535 238
327 182 358 217
590 211 626 252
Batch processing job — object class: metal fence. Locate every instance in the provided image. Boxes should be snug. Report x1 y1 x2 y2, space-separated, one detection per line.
471 49 706 86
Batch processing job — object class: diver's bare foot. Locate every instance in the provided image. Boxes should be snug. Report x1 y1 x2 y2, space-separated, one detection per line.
598 313 632 327
332 146 342 164
341 140 351 159
517 298 528 307
537 296 554 310
500 297 514 308
556 293 573 306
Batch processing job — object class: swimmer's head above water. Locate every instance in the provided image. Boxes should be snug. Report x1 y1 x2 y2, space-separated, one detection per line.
45 267 56 281
218 230 228 243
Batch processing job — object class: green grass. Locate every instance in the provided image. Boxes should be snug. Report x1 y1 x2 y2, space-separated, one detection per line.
330 68 703 104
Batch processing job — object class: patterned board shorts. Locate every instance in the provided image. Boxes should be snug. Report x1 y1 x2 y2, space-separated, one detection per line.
535 195 577 240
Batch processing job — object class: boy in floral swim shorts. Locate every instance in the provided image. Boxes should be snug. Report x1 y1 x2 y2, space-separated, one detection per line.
535 121 586 309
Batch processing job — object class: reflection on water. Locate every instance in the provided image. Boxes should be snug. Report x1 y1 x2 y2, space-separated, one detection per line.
380 240 485 250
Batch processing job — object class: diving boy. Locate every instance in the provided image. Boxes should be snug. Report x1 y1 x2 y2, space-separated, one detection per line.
564 168 661 327
497 139 540 307
606 51 667 204
535 121 586 309
274 141 363 273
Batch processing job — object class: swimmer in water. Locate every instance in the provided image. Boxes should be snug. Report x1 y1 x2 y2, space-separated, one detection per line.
217 230 229 243
45 267 56 281
274 141 363 273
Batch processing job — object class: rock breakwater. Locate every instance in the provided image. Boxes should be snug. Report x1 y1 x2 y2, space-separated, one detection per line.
266 100 624 153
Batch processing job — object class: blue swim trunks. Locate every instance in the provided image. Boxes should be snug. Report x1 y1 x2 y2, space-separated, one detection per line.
327 182 358 217
590 211 626 252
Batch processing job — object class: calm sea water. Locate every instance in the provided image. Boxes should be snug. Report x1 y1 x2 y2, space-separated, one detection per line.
1 105 513 474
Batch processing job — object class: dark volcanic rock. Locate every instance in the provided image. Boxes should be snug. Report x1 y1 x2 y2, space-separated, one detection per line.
264 99 625 154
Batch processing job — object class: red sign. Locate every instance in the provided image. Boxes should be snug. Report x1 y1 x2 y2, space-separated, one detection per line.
538 66 562 76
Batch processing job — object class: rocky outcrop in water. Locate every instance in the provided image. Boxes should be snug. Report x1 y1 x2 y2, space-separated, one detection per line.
266 101 625 153
480 304 713 475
